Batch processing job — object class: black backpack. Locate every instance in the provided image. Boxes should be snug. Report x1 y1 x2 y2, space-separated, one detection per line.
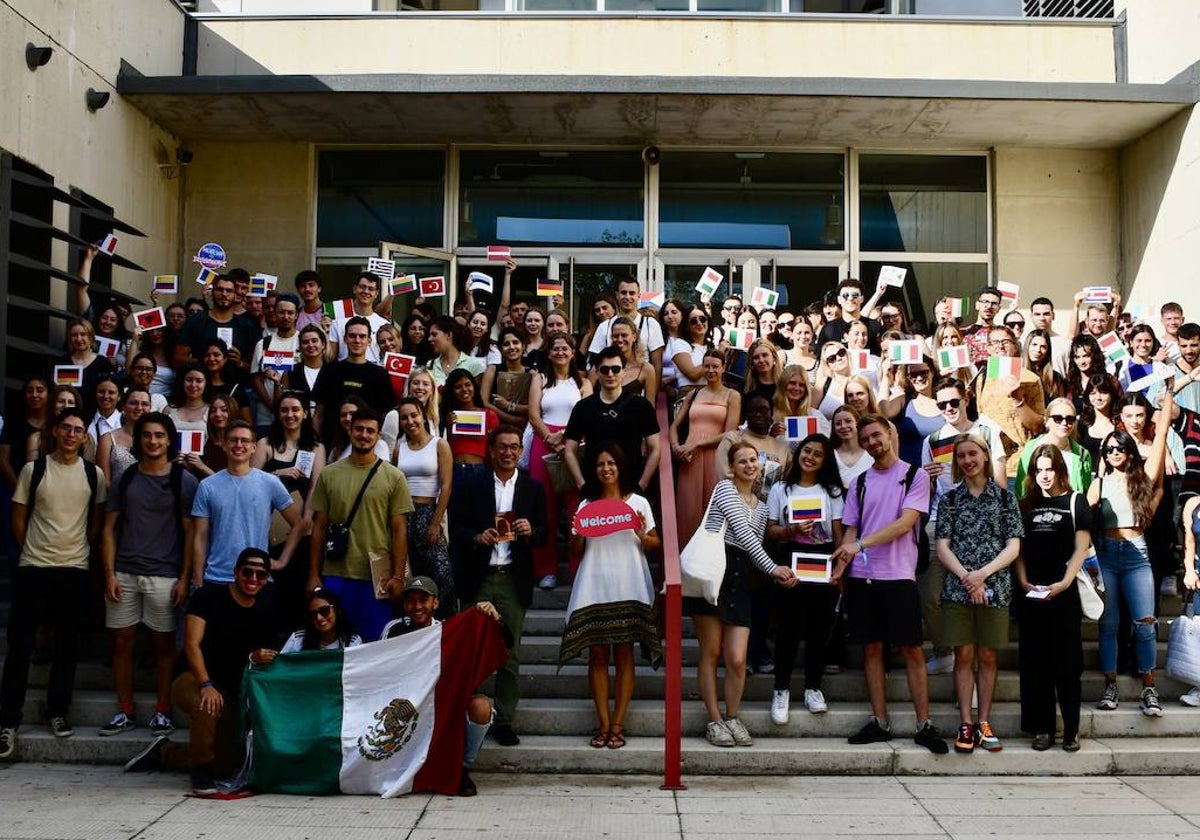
26 455 99 523
854 462 931 575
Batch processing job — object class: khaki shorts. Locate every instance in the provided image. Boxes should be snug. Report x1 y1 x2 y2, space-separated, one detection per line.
105 572 178 633
941 601 1009 650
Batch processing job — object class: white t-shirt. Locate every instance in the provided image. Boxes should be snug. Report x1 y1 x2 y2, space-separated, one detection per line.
279 630 363 654
920 418 1005 521
666 337 706 387
329 312 391 364
587 313 665 358
766 481 845 547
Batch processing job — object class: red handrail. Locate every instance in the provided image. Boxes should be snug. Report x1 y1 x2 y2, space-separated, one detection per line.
655 391 686 791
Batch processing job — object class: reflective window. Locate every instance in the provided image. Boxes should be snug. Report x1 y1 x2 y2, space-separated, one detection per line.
458 151 644 247
317 151 445 248
858 154 987 253
659 152 845 250
858 260 989 331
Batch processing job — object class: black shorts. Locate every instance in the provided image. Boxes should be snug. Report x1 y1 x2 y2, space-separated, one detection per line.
844 577 923 648
683 545 754 628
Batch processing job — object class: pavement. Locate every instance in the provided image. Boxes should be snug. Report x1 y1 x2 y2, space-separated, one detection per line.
4 765 1200 840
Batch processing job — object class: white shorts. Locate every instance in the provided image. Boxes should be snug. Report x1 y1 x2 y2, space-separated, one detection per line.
105 572 178 633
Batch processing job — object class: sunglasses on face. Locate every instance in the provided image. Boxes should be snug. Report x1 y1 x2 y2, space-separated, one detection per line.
936 398 961 410
310 604 334 619
1005 320 1025 329
238 566 269 581
908 369 930 378
597 365 622 375
824 349 847 362
839 292 862 301
723 304 741 312
777 320 794 328
1103 445 1127 455
1049 414 1077 426
689 317 708 325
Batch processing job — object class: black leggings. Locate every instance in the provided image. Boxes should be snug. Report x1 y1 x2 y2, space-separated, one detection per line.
773 580 840 692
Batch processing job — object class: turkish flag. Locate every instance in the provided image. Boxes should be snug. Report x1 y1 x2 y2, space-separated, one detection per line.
419 276 446 297
383 352 416 378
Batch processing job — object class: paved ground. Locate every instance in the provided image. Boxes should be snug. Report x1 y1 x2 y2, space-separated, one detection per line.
2 765 1200 840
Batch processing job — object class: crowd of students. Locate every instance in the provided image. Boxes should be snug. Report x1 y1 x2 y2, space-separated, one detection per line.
0 248 1198 792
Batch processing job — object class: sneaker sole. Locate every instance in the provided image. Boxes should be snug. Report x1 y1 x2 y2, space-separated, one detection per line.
979 743 1003 753
124 735 169 772
953 744 975 754
50 730 74 739
99 727 135 737
1141 707 1164 717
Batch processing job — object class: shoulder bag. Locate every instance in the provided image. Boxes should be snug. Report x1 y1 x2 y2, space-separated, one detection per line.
680 493 726 605
323 460 383 561
1068 491 1105 621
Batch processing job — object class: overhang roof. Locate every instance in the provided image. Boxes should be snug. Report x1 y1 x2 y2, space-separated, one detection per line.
117 72 1197 148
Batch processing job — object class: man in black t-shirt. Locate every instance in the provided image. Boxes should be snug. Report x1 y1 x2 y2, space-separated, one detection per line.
816 278 885 352
175 274 261 368
563 346 660 493
311 316 395 443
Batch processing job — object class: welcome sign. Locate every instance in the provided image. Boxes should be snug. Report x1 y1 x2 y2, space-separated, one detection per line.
573 498 640 538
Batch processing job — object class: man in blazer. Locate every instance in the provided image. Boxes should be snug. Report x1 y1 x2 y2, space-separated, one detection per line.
450 425 547 746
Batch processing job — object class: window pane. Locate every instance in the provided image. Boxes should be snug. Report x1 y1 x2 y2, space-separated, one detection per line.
317 151 445 248
458 151 644 247
858 260 988 331
858 155 987 253
605 0 688 9
698 0 778 10
659 152 845 250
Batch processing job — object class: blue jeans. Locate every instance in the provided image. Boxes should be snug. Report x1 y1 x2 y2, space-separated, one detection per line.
1096 536 1156 676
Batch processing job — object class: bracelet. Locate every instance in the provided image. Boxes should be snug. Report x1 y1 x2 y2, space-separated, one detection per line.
199 680 214 689
855 539 865 553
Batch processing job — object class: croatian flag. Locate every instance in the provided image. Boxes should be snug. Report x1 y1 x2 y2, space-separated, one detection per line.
418 277 446 298
930 436 956 465
486 245 511 263
749 287 779 310
325 299 355 320
997 281 1020 308
985 356 1021 381
452 410 486 436
792 553 832 584
937 345 970 372
536 279 563 297
263 349 295 372
244 608 509 798
788 495 825 524
177 430 206 455
888 340 923 365
391 275 418 296
784 415 819 441
95 337 121 359
725 328 755 351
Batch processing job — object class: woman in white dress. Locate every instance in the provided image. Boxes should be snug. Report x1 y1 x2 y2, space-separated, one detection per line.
561 442 661 750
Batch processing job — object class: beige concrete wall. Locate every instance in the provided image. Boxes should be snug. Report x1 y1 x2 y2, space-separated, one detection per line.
181 142 316 283
195 16 1116 82
993 148 1120 327
0 0 186 301
1116 0 1200 85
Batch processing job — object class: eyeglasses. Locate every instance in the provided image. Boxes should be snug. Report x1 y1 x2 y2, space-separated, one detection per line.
881 311 901 320
979 298 1002 307
839 292 862 301
494 443 522 452
908 369 931 379
988 339 1016 349
689 317 708 325
227 437 255 447
936 398 962 410
597 365 622 375
1049 414 1077 426
309 604 334 619
238 566 269 581
131 365 155 373
824 349 847 362
57 424 87 436
1103 445 1127 455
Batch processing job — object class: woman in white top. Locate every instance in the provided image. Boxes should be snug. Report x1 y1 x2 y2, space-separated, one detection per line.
466 310 502 367
815 341 852 420
784 319 820 383
831 404 872 489
770 364 829 444
394 397 454 617
529 331 593 589
658 299 686 401
279 589 363 653
282 324 326 414
164 364 210 433
667 303 711 397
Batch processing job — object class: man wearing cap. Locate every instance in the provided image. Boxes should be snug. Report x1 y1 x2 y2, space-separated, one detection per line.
381 576 508 796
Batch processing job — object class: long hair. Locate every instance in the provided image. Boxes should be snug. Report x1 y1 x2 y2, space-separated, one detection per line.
744 338 782 394
1099 429 1155 528
1079 373 1122 427
544 331 583 388
1021 442 1072 512
399 313 432 364
267 392 317 451
405 367 440 431
1067 334 1104 398
610 315 647 365
440 368 481 434
169 363 207 409
468 309 495 359
773 364 813 419
330 395 369 456
581 440 637 502
677 303 712 348
1023 328 1063 401
780 433 844 500
830 404 861 450
844 374 880 416
301 588 357 651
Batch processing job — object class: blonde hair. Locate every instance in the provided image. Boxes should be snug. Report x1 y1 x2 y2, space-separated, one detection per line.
950 433 995 484
744 339 783 394
843 374 880 416
773 364 812 418
1044 397 1078 441
406 367 440 430
610 316 647 365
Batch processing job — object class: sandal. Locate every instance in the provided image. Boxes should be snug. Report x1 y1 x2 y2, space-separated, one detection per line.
606 725 626 750
589 728 609 748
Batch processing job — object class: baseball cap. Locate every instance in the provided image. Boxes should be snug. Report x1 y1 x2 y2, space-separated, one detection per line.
403 576 439 597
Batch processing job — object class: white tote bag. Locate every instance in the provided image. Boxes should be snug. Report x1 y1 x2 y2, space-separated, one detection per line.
1068 492 1104 621
1166 604 1200 687
680 494 727 605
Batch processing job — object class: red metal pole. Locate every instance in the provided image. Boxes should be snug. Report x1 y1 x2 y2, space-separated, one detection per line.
656 392 686 791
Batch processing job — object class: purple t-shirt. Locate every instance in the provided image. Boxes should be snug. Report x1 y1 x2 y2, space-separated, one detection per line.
840 459 930 581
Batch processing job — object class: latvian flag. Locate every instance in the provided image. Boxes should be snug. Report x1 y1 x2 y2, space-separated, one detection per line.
937 345 970 372
95 336 122 359
788 495 824 523
324 299 355 320
452 410 486 436
889 339 923 365
785 415 819 441
725 328 755 351
244 608 509 797
985 355 1021 381
486 245 511 263
930 435 956 465
177 430 206 455
536 279 563 297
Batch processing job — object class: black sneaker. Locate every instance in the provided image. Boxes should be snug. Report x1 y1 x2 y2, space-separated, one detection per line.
47 716 73 739
490 724 520 746
914 721 949 755
1140 686 1164 718
847 718 892 745
457 770 478 797
124 735 169 773
190 766 218 796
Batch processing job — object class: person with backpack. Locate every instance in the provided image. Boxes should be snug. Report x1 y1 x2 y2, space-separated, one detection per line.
934 434 1023 753
98 412 199 738
830 413 948 754
0 408 105 759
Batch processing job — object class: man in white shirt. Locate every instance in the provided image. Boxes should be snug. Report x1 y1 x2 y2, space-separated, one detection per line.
1028 297 1071 376
587 277 665 382
326 272 391 364
250 294 301 435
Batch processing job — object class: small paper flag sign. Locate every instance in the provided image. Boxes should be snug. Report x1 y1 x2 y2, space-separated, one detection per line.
153 275 179 294
295 450 315 478
1082 285 1113 304
791 552 832 584
466 272 494 293
1097 331 1129 363
696 266 724 296
252 273 278 291
638 291 666 311
486 245 511 263
324 299 355 320
946 296 969 319
888 339 924 365
195 266 218 286
134 307 166 332
936 345 971 372
848 348 871 374
216 327 234 348
785 415 820 441
788 495 825 524
97 234 118 255
878 265 907 288
247 275 269 298
997 281 1020 308
451 410 486 436
177 430 206 456
985 355 1022 381
725 327 756 351
750 286 779 310
930 436 956 464
53 365 84 387
418 276 446 298
95 336 122 359
193 242 227 271
391 274 417 295
262 349 295 372
383 352 416 379
366 258 396 282
536 279 563 297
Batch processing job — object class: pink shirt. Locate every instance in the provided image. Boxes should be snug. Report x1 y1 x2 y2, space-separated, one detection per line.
840 459 930 581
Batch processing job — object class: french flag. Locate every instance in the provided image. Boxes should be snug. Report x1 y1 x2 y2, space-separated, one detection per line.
785 415 819 441
177 430 206 455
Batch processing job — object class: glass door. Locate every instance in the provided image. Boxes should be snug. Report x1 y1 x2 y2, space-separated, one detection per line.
379 242 453 323
562 257 647 335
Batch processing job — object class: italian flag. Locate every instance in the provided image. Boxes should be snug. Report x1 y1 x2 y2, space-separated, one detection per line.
244 609 509 797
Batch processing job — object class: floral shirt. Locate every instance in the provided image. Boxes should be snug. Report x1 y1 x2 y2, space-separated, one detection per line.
935 482 1024 606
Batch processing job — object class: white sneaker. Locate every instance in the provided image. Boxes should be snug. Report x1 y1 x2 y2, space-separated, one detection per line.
770 690 790 725
705 720 735 747
804 688 828 714
1180 687 1200 707
723 716 753 746
537 575 557 590
926 653 954 675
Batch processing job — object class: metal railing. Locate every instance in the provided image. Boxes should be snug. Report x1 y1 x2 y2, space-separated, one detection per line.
655 391 685 791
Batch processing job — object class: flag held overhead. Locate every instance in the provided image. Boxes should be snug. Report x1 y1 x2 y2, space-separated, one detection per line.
418 276 446 298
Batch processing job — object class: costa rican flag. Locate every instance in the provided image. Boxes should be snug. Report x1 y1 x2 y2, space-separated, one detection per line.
937 345 970 372
177 430 206 455
383 352 416 379
785 415 819 441
997 281 1020 308
888 340 923 365
451 410 486 436
391 274 418 295
97 233 118 255
791 553 832 583
153 275 179 294
985 355 1021 381
930 436 956 464
1082 285 1113 304
418 276 446 298
367 258 396 282
725 328 755 351
486 245 511 263
95 337 121 359
788 495 825 523
750 287 779 310
324 299 355 320
536 279 563 297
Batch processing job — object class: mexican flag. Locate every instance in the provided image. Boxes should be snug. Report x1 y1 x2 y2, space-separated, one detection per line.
244 608 509 797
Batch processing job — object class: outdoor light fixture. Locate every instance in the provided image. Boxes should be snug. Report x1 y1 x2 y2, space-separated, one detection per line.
86 88 110 112
821 194 843 246
25 43 53 70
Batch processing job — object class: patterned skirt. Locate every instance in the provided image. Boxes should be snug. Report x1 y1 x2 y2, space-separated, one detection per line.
558 600 662 669
406 501 454 617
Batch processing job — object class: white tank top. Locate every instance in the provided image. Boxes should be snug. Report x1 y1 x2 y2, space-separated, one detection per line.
395 435 440 498
539 376 582 427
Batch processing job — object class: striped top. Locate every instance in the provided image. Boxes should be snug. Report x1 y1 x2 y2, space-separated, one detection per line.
703 479 776 575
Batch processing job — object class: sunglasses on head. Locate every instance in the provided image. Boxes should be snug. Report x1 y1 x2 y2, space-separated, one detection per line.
1050 414 1077 425
936 398 961 410
238 566 269 581
310 604 334 619
597 365 622 375
908 368 930 378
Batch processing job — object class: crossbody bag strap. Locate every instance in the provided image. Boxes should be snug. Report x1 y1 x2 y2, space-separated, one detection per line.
344 459 384 530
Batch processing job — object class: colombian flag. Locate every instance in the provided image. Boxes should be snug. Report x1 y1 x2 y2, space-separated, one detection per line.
788 495 824 524
452 410 486 436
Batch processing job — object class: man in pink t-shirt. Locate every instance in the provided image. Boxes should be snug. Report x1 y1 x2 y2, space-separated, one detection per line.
831 414 946 754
